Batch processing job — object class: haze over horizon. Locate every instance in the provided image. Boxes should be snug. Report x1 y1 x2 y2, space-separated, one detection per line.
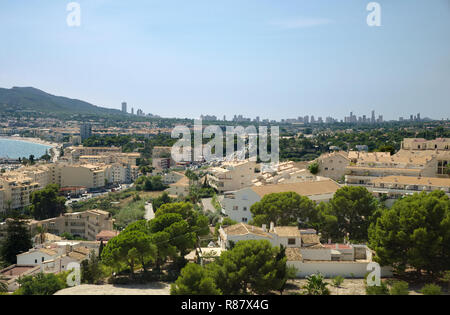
0 0 449 121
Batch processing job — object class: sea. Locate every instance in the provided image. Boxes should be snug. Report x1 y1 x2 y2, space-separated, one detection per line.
0 138 52 159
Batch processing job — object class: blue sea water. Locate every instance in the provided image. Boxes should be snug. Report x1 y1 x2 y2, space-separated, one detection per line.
0 138 52 159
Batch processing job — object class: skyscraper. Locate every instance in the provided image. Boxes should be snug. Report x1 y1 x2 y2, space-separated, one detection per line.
80 123 92 141
122 102 127 113
371 110 375 123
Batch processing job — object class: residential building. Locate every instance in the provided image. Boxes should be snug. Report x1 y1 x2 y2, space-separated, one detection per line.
222 178 341 223
167 175 190 198
79 123 92 142
345 150 450 186
369 176 450 200
219 222 393 278
207 160 259 193
0 173 40 212
313 151 350 181
401 138 450 151
0 265 41 292
29 209 115 241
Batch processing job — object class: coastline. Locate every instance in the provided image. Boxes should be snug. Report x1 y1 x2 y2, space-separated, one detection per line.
0 136 61 162
0 136 60 149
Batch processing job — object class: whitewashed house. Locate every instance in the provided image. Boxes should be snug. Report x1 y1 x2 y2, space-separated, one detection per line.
221 179 341 223
219 223 393 278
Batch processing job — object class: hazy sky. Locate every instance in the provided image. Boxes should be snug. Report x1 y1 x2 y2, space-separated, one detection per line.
0 0 449 120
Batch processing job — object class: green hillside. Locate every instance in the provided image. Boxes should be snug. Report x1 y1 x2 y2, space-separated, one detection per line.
0 86 125 118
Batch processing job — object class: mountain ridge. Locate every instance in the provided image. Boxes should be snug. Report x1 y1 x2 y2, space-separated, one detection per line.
0 86 125 117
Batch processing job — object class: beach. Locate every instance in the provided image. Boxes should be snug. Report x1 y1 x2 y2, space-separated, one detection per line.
0 136 61 162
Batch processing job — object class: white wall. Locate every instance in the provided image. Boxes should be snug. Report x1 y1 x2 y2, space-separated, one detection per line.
17 251 58 267
288 261 393 278
301 248 331 261
223 188 260 223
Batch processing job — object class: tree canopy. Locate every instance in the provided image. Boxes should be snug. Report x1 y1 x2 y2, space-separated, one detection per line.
250 192 317 227
171 263 221 295
101 224 156 275
326 186 380 242
208 240 287 295
0 218 33 265
30 184 66 220
369 191 450 275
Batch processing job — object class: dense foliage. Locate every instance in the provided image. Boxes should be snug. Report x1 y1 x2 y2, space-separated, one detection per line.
369 191 450 275
30 184 66 220
0 218 33 265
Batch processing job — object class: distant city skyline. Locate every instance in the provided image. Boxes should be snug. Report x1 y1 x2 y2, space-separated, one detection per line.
0 0 449 121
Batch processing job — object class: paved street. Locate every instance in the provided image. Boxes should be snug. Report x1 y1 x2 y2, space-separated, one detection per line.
144 202 155 220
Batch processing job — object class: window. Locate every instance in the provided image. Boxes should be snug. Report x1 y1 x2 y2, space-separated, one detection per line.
42 257 45 262
35 259 37 264
243 207 247 211
288 238 296 245
242 217 248 223
233 206 238 211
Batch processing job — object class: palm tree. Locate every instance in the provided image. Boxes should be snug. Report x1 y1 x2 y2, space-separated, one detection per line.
302 273 330 295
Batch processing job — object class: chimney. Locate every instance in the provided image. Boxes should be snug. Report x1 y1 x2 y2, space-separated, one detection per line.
270 222 275 232
262 224 267 232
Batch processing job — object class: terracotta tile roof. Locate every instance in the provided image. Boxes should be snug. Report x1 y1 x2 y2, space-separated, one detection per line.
285 247 303 261
222 223 272 238
274 226 300 237
372 176 450 188
38 248 58 256
250 179 340 197
96 230 119 240
73 246 91 256
324 244 352 250
68 251 87 261
301 234 321 245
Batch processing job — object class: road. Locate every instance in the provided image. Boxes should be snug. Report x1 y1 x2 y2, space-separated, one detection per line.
54 283 170 295
144 202 155 220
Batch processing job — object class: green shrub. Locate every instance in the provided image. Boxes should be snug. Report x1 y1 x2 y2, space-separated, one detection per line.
421 284 442 295
332 276 344 288
366 281 389 295
389 281 409 295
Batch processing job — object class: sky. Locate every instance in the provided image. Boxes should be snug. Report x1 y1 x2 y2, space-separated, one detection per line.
0 0 449 121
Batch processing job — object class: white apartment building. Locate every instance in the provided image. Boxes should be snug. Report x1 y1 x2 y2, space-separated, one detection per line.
252 161 317 186
345 150 450 186
221 179 341 223
0 174 40 212
207 160 259 193
369 176 450 200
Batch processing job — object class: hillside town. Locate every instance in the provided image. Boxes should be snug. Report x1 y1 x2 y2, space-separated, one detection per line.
1 130 449 295
1 0 449 302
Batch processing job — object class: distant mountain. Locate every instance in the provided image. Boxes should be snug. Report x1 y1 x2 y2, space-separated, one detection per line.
0 86 125 117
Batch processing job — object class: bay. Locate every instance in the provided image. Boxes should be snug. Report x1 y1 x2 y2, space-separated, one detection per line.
0 138 52 159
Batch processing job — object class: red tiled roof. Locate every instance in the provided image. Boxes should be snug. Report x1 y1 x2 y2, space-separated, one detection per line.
323 244 352 249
